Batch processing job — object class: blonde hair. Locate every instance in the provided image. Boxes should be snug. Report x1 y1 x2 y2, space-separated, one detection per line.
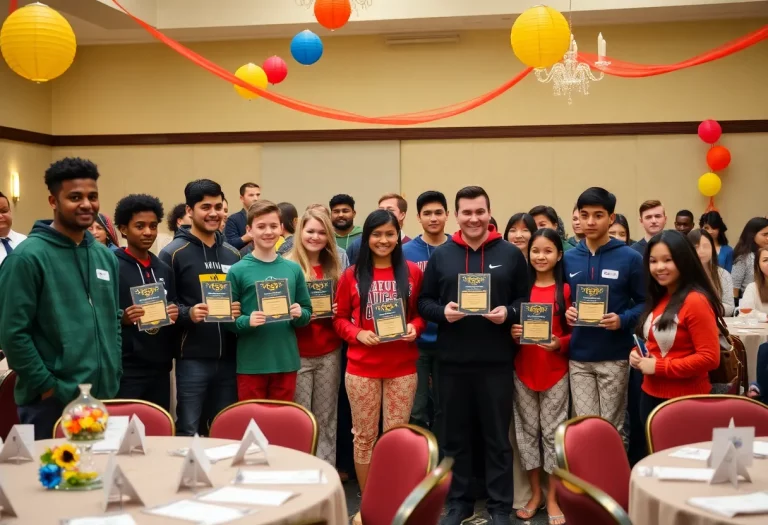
286 208 342 282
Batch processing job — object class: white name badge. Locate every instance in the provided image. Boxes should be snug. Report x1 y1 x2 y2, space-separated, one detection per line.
221 265 231 274
601 269 619 280
96 269 111 281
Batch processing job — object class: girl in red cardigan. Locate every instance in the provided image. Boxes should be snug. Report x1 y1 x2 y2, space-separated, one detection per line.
333 209 425 492
630 230 724 425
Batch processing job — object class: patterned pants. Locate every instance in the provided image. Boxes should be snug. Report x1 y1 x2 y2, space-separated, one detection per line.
294 349 341 465
513 373 570 474
345 372 418 464
569 360 630 442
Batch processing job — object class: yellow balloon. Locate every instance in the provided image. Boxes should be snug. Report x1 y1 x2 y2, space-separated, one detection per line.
0 4 77 82
234 63 268 100
511 5 571 69
698 172 722 197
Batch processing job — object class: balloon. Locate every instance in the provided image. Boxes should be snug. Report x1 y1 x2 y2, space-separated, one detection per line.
0 3 77 82
706 145 731 172
510 6 571 69
698 172 722 197
262 56 288 85
233 63 268 100
698 120 722 144
291 30 323 66
314 0 352 31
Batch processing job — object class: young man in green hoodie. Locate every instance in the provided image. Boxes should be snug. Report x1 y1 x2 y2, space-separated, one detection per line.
0 157 122 439
329 194 362 250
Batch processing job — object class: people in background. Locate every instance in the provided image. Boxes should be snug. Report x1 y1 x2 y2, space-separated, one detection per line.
334 209 425 492
285 207 346 464
674 209 695 236
224 182 261 250
489 216 498 230
689 229 735 316
631 200 667 255
220 194 229 233
609 213 633 246
159 179 242 436
419 186 528 525
731 217 768 299
330 194 362 250
511 228 570 525
275 201 298 254
631 230 723 425
0 158 122 439
0 190 26 265
568 204 585 248
699 211 733 272
738 246 768 317
114 194 179 410
167 202 191 234
346 193 411 265
89 212 120 251
529 205 573 252
504 212 536 261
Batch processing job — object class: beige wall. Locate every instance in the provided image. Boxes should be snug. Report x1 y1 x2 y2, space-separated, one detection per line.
0 141 52 235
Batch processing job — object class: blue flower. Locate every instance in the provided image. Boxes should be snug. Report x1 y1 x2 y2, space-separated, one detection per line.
39 464 62 489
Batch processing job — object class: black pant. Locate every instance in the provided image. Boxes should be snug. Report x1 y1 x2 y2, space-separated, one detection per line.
627 367 648 465
336 343 355 477
18 395 64 440
639 390 667 432
439 366 514 514
118 367 172 412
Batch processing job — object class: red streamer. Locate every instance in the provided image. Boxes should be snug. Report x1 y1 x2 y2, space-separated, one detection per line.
9 0 17 14
705 197 718 212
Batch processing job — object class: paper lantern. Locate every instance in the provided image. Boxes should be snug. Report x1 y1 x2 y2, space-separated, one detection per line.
698 120 722 144
262 56 288 85
291 30 323 66
707 145 731 172
0 3 77 82
510 6 571 69
698 172 722 197
233 63 268 100
314 0 352 31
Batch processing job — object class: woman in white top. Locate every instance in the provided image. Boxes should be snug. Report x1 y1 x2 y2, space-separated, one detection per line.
739 247 768 316
731 217 768 299
689 229 735 316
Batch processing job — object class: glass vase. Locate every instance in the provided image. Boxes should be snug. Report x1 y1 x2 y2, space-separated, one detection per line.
58 384 109 490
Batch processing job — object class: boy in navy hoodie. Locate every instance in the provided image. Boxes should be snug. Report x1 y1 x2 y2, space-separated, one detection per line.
564 187 645 438
403 191 451 437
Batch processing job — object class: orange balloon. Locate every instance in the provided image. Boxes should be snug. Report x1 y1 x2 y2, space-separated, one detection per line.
707 145 731 172
314 0 351 31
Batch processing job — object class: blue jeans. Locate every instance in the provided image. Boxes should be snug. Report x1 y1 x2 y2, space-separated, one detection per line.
175 359 237 436
18 395 64 440
410 348 441 440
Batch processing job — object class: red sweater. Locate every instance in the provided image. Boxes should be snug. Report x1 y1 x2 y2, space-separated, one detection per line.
515 284 572 392
295 266 342 358
641 291 721 399
333 263 426 378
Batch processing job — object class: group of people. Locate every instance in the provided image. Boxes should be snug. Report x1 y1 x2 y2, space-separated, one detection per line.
2 157 768 525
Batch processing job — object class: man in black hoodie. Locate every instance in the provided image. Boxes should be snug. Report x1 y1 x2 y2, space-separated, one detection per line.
160 180 242 436
114 194 179 411
419 186 528 525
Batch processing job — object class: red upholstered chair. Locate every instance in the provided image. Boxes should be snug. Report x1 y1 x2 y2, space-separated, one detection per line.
0 370 20 441
209 400 318 455
554 416 630 512
392 457 454 525
53 399 175 438
552 468 632 525
647 394 768 453
359 424 439 525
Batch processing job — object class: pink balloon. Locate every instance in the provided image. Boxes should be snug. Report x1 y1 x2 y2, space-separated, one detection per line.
262 56 288 85
698 120 722 144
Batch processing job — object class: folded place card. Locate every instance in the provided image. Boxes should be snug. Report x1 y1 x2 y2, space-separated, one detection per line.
0 471 17 518
170 443 260 463
688 492 768 518
144 500 254 524
198 486 295 507
60 513 137 525
231 419 269 466
102 455 144 511
710 441 752 487
0 424 35 463
177 434 213 492
708 422 754 487
234 469 326 485
117 416 146 455
669 447 711 461
92 416 130 454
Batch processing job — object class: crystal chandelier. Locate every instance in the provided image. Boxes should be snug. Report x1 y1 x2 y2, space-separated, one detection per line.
295 0 373 8
535 33 609 104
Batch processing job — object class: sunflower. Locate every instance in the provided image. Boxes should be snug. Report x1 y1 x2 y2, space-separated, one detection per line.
52 444 80 470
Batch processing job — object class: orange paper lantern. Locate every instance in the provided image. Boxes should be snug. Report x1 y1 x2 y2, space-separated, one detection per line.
314 0 352 31
707 145 731 172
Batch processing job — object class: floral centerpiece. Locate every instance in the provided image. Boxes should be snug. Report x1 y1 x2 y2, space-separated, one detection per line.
61 384 109 442
38 444 100 490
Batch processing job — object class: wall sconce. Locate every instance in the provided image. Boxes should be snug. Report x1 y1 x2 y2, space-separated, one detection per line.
10 172 20 203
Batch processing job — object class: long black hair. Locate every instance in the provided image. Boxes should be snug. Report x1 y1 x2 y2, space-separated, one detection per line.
733 217 768 262
610 214 633 246
636 230 726 336
527 228 567 326
355 209 411 319
504 213 536 240
699 211 729 246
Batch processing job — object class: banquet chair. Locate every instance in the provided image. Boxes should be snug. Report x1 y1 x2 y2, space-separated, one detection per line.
391 457 454 525
552 468 632 525
359 424 439 525
0 370 19 441
53 399 175 438
555 415 630 512
646 394 768 453
209 400 318 455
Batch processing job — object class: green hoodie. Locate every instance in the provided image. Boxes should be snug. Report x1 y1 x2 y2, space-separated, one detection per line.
0 221 122 406
226 254 312 374
335 225 362 250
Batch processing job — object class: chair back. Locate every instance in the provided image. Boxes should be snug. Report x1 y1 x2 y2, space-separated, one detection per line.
647 394 768 453
555 416 630 512
360 424 439 525
53 399 175 438
392 457 453 525
552 468 632 525
209 400 318 455
0 370 19 441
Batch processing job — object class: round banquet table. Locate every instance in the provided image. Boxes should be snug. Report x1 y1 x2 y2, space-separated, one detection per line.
630 439 768 525
725 318 768 383
0 436 348 525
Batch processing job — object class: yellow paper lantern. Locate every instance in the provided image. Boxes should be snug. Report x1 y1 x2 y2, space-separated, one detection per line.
0 4 77 82
233 63 268 100
698 172 722 197
510 5 571 69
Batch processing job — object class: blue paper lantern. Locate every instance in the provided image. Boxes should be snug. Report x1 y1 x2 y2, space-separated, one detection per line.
291 30 323 66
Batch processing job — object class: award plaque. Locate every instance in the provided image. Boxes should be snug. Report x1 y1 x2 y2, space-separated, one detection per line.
520 303 553 345
575 284 609 326
130 283 171 332
307 279 333 319
200 281 234 322
457 273 491 315
255 278 291 323
372 298 407 342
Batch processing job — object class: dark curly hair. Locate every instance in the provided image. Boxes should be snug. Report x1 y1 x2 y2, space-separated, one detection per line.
167 203 187 233
114 194 164 227
44 157 99 195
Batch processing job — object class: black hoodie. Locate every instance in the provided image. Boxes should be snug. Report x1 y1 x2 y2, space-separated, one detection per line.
158 228 241 361
418 226 528 369
115 249 178 373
